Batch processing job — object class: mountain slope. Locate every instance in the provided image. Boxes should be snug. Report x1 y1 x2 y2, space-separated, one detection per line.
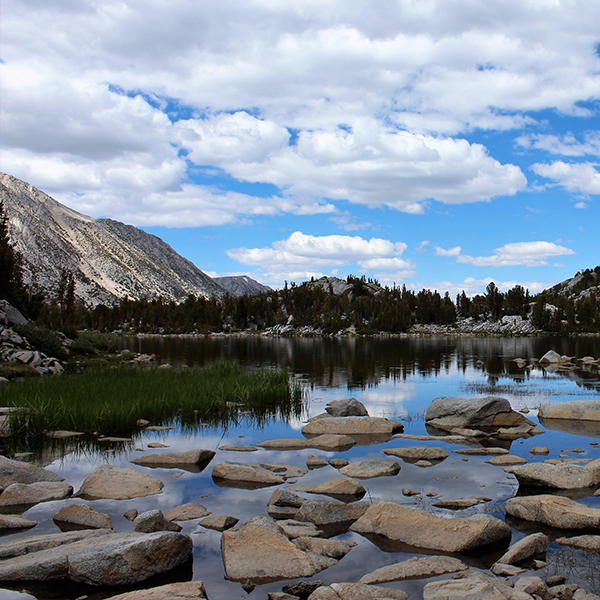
0 173 226 306
213 275 271 297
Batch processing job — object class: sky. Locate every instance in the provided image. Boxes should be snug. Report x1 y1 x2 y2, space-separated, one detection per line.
1 0 600 296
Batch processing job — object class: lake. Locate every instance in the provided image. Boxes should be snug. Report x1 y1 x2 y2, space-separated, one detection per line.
2 335 600 600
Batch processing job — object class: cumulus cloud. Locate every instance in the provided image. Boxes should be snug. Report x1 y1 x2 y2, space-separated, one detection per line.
435 246 462 257
516 133 600 157
532 161 600 195
455 241 576 267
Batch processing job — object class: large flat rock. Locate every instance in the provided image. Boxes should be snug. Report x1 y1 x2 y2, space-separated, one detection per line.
288 478 366 501
131 449 215 472
302 416 404 437
0 481 73 507
359 556 468 584
76 465 164 500
0 531 192 585
308 582 408 600
339 460 400 479
255 434 357 451
539 400 600 422
350 501 511 553
382 447 449 463
109 581 208 600
212 462 307 488
505 494 600 529
504 458 600 489
0 456 64 489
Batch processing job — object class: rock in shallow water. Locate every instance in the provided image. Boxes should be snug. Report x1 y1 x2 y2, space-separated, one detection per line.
0 481 73 507
108 581 208 600
53 504 112 530
504 458 600 489
0 456 64 488
76 465 164 500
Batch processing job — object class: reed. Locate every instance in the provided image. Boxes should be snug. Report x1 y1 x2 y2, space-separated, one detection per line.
0 362 303 446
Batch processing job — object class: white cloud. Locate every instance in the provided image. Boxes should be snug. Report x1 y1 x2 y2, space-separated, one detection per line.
532 161 600 195
456 241 575 267
435 245 462 257
516 132 600 157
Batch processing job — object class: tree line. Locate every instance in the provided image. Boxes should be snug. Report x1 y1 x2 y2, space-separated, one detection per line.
2 200 600 335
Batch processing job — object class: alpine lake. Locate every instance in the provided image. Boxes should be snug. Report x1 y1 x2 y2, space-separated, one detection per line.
2 335 600 600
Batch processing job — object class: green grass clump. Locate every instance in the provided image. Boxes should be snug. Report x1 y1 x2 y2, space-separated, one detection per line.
0 362 303 445
0 362 41 380
68 331 119 355
12 323 66 359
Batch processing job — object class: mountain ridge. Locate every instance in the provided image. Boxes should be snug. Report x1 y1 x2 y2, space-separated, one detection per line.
0 172 227 306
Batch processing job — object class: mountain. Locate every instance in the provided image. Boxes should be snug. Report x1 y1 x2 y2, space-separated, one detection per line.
0 172 227 306
544 266 600 302
214 275 272 297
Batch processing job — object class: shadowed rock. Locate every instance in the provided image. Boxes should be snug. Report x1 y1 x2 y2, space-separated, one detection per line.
131 449 215 473
212 462 307 489
295 499 369 537
339 460 401 479
359 556 468 584
494 532 549 566
288 478 366 502
308 583 408 600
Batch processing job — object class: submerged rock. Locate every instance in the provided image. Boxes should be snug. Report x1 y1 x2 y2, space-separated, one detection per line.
350 501 511 553
76 465 164 500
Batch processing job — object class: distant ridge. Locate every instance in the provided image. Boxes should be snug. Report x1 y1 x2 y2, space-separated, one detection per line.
0 172 227 306
214 275 272 297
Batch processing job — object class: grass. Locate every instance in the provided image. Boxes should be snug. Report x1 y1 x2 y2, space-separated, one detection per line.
0 362 304 448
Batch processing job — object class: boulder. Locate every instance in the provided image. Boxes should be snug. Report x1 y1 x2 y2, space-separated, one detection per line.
505 494 600 529
267 489 306 520
539 350 563 364
288 478 366 501
76 465 164 500
350 501 511 553
198 515 239 531
53 504 112 530
255 435 356 452
504 458 600 489
221 516 345 583
108 581 208 600
308 583 408 600
339 460 401 479
295 499 369 535
0 456 64 488
212 462 307 488
131 449 215 472
495 532 549 566
359 556 468 584
425 396 532 431
539 400 600 422
325 398 368 417
0 529 112 559
0 531 192 585
0 481 73 507
133 510 182 533
164 502 211 521
382 447 449 463
302 416 403 437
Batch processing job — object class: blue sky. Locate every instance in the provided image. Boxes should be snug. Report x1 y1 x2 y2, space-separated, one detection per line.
1 0 599 295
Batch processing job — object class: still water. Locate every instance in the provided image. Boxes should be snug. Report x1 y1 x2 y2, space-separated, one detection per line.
3 336 600 600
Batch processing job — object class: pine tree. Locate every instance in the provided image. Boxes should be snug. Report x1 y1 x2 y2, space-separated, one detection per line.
0 199 26 308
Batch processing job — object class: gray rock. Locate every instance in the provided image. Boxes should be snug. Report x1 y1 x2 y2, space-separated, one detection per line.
282 580 325 598
0 481 73 507
302 416 404 437
325 398 368 417
0 455 64 488
164 502 211 521
279 520 323 539
256 435 357 452
198 515 239 531
293 536 355 559
0 529 112 559
350 501 511 552
0 514 38 531
425 396 532 431
288 478 365 501
308 582 408 600
0 530 193 585
360 555 468 584
123 508 138 522
131 449 215 471
295 499 369 535
423 570 519 600
133 510 182 533
221 516 342 583
267 489 306 520
505 494 600 529
540 350 563 364
53 504 112 530
108 581 208 600
213 461 307 488
504 458 600 489
495 532 549 565
339 459 401 479
76 465 164 500
382 446 449 462
0 301 27 326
